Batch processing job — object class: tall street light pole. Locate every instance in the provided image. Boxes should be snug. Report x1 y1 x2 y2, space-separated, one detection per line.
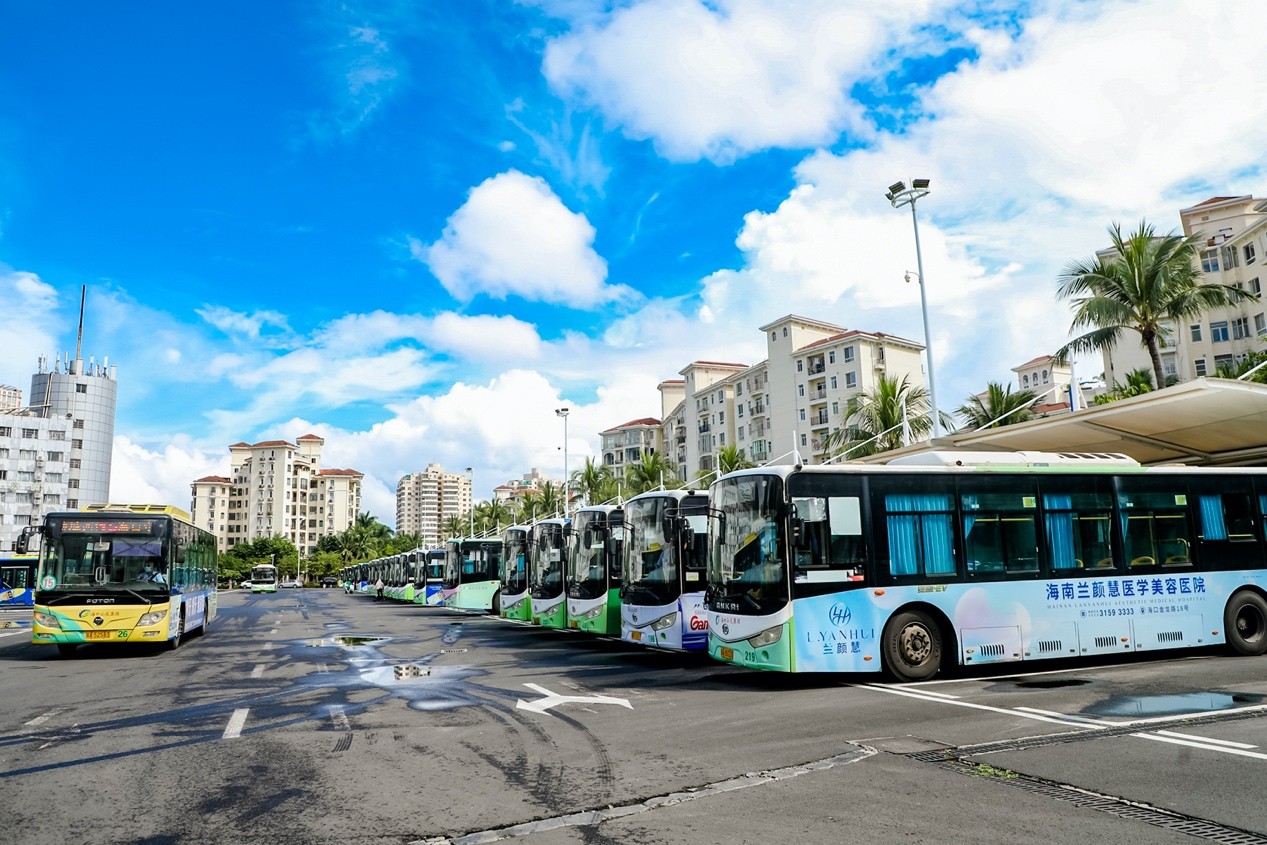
555 408 569 517
465 467 474 537
885 178 940 438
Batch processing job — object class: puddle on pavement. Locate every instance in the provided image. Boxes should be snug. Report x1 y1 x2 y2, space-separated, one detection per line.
1085 690 1267 718
308 635 389 647
1013 679 1093 690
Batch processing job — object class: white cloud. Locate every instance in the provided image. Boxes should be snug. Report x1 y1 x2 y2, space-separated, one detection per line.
419 170 627 307
198 305 293 341
542 0 935 162
110 434 225 507
0 268 61 390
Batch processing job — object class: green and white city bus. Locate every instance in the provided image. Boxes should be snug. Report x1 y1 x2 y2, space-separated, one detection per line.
706 451 1267 681
499 526 532 621
529 518 569 627
566 505 623 635
621 490 711 650
442 537 504 612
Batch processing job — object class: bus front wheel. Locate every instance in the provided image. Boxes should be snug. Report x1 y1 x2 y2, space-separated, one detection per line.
1224 591 1267 656
167 609 185 651
882 609 943 682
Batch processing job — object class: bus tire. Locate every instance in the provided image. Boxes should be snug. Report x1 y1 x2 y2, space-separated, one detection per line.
57 643 77 658
882 609 943 682
1224 591 1267 656
167 609 184 651
491 591 501 615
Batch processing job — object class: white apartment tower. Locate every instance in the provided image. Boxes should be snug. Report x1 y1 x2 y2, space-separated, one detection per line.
396 463 472 549
190 434 363 555
1 353 118 551
599 418 664 482
1101 195 1267 386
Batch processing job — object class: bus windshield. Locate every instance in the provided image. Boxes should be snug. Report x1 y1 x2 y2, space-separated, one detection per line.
530 523 566 600
568 510 621 600
707 474 789 615
502 531 529 594
38 516 171 596
426 551 445 581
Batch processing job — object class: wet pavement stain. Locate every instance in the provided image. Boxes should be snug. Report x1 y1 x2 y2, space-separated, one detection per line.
1083 690 1267 718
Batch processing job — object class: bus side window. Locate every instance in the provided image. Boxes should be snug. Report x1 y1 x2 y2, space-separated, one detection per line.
1117 483 1193 568
791 496 865 582
1194 480 1261 569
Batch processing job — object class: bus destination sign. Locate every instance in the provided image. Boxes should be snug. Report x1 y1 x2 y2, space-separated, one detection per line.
56 519 158 535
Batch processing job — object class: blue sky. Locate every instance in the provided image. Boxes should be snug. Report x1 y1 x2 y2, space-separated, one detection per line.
2 0 1265 526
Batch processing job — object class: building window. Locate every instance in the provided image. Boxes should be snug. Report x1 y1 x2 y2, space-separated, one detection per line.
72 419 84 429
1191 324 1202 342
1255 313 1266 336
19 450 35 460
1233 317 1250 340
1200 249 1220 273
47 451 63 462
67 498 78 509
828 351 835 364
1250 277 1262 296
799 409 806 421
1042 369 1049 383
845 372 857 389
796 360 803 372
49 431 65 441
76 384 88 394
770 331 776 341
843 346 855 363
0 427 9 437
1222 245 1240 270
831 402 839 415
17 471 34 482
1245 243 1257 265
72 439 82 449
68 479 79 489
21 428 38 438
829 376 838 389
1211 321 1230 343
800 433 808 447
1022 374 1030 387
797 385 805 397
782 327 788 337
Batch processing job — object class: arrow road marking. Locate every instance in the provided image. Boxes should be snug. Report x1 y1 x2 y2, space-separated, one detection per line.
515 683 632 714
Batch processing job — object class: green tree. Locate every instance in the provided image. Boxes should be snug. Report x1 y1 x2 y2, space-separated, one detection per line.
1219 349 1267 382
441 516 466 539
355 512 393 543
716 443 755 475
1093 367 1156 405
537 480 566 518
1055 220 1257 390
625 451 678 495
572 457 618 506
821 374 936 460
474 500 513 535
956 382 1039 430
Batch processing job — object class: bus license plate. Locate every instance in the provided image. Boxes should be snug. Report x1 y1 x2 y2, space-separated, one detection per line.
86 631 111 640
720 647 734 660
630 631 642 641
568 621 578 629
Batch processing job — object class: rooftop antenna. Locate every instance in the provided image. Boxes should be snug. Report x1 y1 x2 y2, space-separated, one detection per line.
75 285 86 362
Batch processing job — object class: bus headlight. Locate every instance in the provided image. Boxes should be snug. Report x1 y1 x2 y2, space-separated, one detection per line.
582 606 604 620
34 611 61 629
651 612 678 631
137 610 168 626
747 625 783 648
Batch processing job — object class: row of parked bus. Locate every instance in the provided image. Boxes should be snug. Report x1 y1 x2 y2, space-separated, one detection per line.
342 452 1267 681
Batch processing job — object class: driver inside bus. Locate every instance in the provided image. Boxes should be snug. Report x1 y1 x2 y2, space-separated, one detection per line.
139 563 166 584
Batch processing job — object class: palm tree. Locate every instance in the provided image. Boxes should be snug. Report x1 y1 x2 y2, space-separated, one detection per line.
515 490 543 524
625 451 678 495
956 382 1039 430
716 443 754 475
474 499 513 535
441 516 465 539
821 373 937 460
537 480 566 517
1055 220 1257 390
355 512 393 543
573 457 618 506
1093 367 1156 405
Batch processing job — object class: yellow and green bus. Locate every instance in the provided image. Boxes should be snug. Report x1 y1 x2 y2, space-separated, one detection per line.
30 504 219 656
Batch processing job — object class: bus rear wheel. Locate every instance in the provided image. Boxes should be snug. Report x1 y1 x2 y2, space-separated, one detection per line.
883 609 943 682
1224 591 1267 656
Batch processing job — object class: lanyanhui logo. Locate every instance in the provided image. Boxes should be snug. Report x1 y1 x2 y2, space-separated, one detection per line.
829 604 852 627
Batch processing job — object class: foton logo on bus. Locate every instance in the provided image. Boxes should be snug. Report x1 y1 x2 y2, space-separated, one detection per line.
688 616 708 631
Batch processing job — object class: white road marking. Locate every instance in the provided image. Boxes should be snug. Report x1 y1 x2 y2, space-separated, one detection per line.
516 683 632 714
1132 732 1267 760
223 708 249 739
857 683 1094 728
250 664 265 678
1153 730 1257 749
24 709 61 727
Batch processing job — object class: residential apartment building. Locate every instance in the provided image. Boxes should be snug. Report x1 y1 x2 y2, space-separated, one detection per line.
396 463 472 549
1 354 118 551
601 314 929 485
190 434 363 556
1102 195 1267 386
599 418 663 482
